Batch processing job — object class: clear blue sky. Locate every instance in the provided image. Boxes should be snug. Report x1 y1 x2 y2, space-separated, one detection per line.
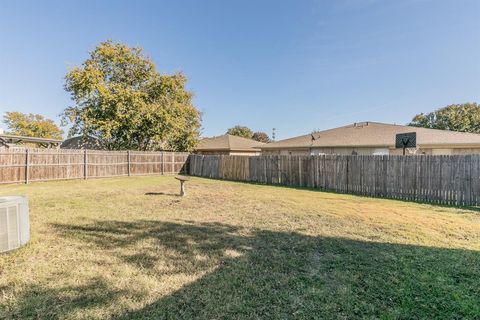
1 0 479 139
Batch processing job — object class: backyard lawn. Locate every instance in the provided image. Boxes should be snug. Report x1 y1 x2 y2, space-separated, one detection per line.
0 176 479 319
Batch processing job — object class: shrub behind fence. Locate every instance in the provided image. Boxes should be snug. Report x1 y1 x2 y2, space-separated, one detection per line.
189 154 480 206
0 148 189 184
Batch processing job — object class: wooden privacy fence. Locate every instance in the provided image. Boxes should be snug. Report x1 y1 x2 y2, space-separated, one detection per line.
0 148 189 184
189 154 480 206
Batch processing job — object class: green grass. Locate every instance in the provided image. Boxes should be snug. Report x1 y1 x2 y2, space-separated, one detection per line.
0 176 479 319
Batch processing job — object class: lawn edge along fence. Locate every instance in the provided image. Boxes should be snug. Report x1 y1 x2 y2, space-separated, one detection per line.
0 148 189 184
189 154 480 206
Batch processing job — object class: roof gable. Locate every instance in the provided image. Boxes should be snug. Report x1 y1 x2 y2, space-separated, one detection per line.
197 134 265 151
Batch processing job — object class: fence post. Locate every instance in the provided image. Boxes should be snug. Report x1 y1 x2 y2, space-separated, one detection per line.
84 149 88 180
161 152 165 175
346 156 349 194
298 157 302 186
127 150 131 177
25 149 29 184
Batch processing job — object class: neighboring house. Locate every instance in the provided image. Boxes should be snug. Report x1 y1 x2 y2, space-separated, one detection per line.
260 121 480 156
60 136 105 150
195 134 265 156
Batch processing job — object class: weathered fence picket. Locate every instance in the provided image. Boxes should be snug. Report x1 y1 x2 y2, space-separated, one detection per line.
189 154 480 206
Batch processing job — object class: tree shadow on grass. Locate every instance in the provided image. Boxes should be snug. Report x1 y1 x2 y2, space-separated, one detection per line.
1 277 130 320
144 192 181 197
4 220 479 319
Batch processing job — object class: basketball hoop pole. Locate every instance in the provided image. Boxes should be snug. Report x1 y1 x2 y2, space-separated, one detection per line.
402 138 409 156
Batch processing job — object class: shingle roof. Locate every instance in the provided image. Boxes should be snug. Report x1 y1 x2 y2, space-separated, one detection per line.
0 134 62 144
196 134 265 151
261 122 480 149
60 135 106 150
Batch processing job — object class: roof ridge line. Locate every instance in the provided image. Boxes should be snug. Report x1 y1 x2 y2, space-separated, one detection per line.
227 134 232 149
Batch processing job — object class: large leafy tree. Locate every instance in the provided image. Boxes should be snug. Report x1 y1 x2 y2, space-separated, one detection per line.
63 41 201 151
409 103 480 133
3 111 63 139
226 125 254 139
252 131 271 143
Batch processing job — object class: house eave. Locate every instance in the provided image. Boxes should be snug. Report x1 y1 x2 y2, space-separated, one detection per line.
261 143 480 150
196 148 261 152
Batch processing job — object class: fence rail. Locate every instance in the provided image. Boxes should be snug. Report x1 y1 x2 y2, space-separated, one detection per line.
0 148 189 184
189 154 480 206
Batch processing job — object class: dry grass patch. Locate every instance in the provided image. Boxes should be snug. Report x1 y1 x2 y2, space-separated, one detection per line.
0 176 479 319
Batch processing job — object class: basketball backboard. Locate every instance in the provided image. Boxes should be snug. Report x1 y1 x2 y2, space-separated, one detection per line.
395 132 416 149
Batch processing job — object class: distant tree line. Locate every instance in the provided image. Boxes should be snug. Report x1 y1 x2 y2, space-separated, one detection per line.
409 103 480 133
2 112 63 139
226 125 271 143
5 101 479 150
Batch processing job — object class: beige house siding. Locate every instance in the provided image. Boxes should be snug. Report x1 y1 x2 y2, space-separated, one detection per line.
311 147 384 155
262 147 387 156
262 147 480 156
418 148 480 155
229 151 261 156
261 149 310 156
196 150 230 155
451 148 480 154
